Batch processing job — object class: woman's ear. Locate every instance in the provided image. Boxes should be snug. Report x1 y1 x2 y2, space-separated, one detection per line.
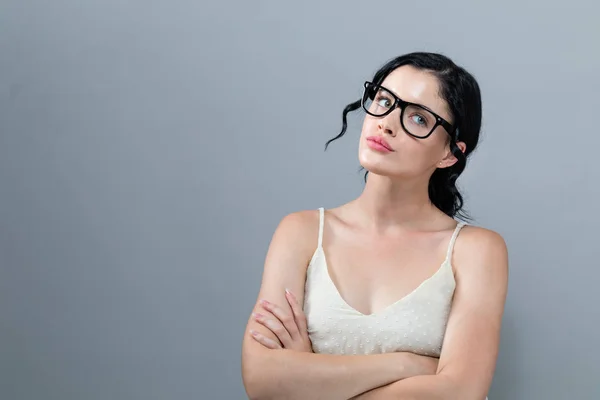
438 141 467 168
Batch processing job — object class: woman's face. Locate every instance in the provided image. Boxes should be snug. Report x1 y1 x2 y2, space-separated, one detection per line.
358 66 460 179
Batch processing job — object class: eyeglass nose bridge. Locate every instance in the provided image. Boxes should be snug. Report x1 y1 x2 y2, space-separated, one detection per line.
391 97 410 116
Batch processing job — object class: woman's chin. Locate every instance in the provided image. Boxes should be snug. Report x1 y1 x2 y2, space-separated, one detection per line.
359 161 396 177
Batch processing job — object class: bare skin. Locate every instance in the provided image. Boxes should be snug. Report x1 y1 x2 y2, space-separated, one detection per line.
241 65 508 400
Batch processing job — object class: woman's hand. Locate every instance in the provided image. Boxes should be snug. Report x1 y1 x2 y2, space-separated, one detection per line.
250 289 313 352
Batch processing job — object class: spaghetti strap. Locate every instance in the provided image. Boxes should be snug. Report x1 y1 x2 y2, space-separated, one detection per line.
317 207 325 248
445 221 466 262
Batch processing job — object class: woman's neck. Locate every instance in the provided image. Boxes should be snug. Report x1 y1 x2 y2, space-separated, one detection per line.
349 173 443 231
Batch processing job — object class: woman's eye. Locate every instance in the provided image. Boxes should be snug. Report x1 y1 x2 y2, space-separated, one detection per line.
376 96 392 108
411 114 428 126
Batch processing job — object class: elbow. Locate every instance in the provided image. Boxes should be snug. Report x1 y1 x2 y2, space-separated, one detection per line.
242 352 276 400
436 372 486 400
242 370 269 400
243 369 281 400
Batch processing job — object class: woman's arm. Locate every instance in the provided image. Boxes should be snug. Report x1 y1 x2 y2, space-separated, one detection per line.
241 211 436 400
245 348 430 400
350 227 509 400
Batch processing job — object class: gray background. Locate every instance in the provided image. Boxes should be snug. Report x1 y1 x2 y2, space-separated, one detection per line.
1 1 599 399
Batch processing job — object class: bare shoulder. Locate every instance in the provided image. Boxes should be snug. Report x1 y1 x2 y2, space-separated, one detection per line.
456 225 508 255
277 209 320 232
267 209 321 264
274 209 321 243
453 225 509 282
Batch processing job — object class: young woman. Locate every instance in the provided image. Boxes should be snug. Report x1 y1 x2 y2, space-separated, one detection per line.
241 52 508 400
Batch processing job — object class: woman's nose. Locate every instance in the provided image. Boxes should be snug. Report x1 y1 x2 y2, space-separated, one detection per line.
378 115 397 137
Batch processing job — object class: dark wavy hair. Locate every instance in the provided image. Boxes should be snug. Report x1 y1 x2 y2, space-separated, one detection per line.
325 52 482 221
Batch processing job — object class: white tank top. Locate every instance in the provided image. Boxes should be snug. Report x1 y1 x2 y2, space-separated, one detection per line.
303 207 466 357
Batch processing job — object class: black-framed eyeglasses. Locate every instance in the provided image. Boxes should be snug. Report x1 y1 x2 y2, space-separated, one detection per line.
361 81 457 140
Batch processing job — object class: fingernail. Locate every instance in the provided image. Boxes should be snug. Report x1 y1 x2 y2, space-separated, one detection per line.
285 288 294 297
252 312 262 319
260 299 270 306
250 330 258 336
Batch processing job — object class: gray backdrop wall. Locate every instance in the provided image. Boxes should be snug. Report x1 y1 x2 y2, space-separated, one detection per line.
1 1 599 399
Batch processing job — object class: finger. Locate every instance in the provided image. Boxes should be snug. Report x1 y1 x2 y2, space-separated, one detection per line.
249 330 282 349
285 289 308 334
252 312 292 346
259 299 300 339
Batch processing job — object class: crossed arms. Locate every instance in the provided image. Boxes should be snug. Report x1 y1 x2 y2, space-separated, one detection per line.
241 212 508 400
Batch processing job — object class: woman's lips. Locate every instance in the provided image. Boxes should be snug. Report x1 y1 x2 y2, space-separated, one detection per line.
366 136 394 152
